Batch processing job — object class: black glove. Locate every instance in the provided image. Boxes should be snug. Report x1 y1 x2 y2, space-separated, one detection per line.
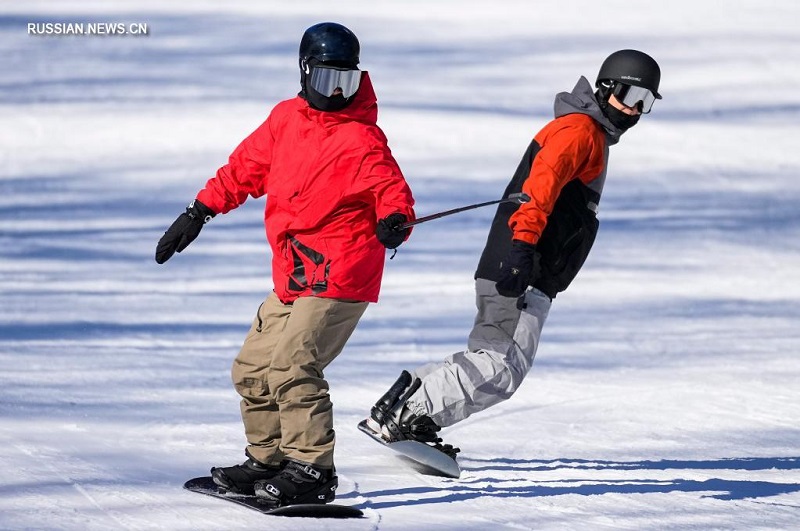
376 213 410 249
495 240 540 298
155 199 215 264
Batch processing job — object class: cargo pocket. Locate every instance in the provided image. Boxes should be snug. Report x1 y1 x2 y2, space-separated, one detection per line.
551 217 597 290
242 302 266 343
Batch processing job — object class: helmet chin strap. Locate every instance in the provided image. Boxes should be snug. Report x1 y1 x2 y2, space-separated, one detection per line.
595 80 614 109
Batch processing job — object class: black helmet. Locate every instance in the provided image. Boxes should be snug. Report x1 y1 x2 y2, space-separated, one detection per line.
596 49 661 99
299 22 360 68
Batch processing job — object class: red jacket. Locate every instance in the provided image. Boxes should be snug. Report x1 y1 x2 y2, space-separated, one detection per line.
196 73 415 304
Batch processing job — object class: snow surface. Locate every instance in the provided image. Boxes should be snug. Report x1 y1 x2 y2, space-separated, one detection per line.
2 1 799 529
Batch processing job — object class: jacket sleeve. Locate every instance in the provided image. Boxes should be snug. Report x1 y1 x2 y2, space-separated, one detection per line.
195 113 274 214
354 145 416 227
509 123 591 244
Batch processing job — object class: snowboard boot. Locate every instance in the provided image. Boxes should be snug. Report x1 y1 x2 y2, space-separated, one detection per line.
253 460 337 508
367 370 460 459
210 457 280 494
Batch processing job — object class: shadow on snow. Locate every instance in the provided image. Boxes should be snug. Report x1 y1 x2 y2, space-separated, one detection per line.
355 456 800 508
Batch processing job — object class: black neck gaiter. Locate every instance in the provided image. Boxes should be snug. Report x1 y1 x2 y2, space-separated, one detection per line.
304 88 351 112
604 104 640 131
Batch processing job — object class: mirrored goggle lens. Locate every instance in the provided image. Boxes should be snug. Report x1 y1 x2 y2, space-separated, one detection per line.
309 66 361 98
614 83 657 113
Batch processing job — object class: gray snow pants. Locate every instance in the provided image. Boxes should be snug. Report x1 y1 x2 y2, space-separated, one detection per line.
406 278 551 427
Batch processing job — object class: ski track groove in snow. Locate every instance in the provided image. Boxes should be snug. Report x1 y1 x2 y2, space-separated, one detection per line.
13 444 162 531
16 448 131 530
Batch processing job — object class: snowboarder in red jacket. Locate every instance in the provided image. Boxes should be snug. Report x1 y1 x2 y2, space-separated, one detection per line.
156 22 415 507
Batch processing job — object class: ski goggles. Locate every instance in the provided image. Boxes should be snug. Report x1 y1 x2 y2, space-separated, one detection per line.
309 65 362 98
613 83 658 114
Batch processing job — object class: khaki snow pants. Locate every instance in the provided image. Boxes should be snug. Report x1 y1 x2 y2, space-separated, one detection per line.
231 292 368 469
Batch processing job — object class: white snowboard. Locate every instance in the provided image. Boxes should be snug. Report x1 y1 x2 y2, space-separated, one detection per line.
357 419 461 478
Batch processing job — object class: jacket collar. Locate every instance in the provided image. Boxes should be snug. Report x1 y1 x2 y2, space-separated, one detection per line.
554 76 624 145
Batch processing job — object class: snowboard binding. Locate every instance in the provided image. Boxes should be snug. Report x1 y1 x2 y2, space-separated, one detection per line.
369 370 460 458
253 460 337 508
210 457 280 494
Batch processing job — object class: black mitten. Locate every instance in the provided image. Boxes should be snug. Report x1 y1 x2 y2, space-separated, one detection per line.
495 240 540 297
155 200 215 264
376 213 410 249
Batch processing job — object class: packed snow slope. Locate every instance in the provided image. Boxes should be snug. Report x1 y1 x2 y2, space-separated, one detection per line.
1 1 799 529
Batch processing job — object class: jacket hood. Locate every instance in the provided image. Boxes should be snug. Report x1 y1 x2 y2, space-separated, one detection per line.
298 71 378 126
554 76 623 145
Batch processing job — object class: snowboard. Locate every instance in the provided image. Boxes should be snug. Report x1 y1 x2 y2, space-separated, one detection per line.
358 419 461 478
183 476 364 518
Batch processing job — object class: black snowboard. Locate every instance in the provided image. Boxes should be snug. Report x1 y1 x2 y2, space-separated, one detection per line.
183 476 364 518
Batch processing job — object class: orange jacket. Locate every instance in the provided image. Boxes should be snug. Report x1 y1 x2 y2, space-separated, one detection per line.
509 113 607 244
475 76 625 298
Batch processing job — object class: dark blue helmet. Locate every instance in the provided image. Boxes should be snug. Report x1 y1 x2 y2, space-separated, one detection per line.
298 23 361 112
299 22 360 69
